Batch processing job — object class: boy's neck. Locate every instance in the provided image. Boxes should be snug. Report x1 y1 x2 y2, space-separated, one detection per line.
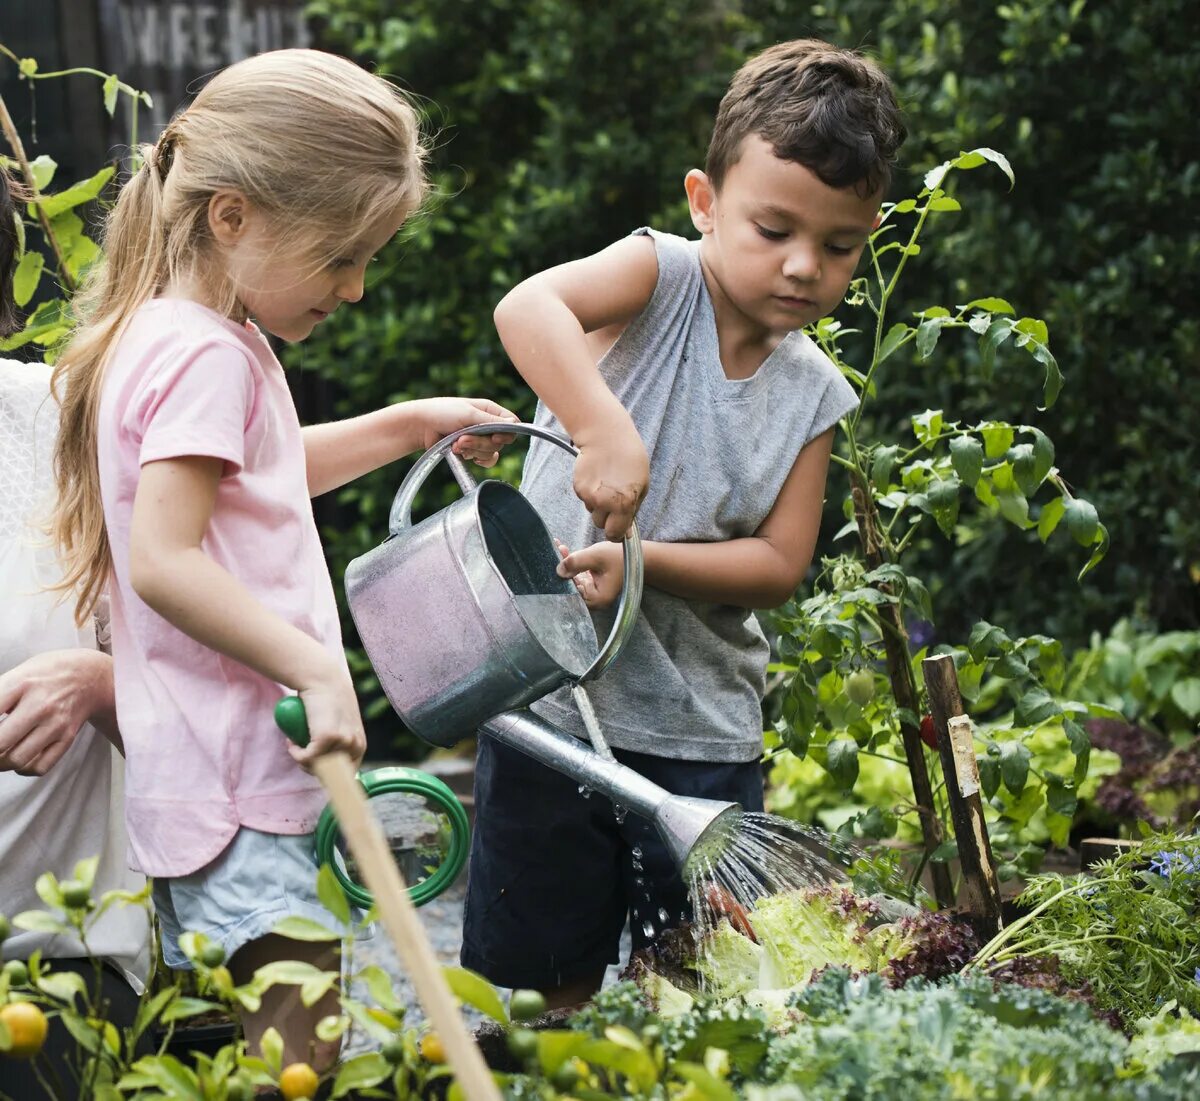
696 246 792 382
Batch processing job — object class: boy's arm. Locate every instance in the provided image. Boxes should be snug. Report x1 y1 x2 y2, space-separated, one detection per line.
494 234 658 540
302 397 517 498
558 428 836 610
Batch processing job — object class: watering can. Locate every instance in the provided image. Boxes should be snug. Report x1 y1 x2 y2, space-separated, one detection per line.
343 423 741 874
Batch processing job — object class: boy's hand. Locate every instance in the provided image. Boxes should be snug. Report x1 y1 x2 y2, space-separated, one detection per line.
572 416 648 540
413 397 519 467
292 668 367 770
556 539 625 609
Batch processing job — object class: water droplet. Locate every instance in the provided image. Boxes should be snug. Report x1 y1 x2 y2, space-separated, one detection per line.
642 919 655 938
658 908 669 923
577 785 592 799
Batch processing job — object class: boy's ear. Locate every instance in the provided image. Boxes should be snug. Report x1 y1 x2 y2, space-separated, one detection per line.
685 169 717 234
207 189 251 245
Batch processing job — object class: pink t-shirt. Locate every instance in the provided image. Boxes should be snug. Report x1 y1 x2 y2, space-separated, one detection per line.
98 298 335 876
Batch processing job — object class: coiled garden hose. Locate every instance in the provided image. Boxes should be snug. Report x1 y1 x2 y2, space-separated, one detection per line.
275 697 470 909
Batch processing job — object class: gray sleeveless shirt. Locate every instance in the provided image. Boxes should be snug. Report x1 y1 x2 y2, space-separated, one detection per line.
522 228 859 762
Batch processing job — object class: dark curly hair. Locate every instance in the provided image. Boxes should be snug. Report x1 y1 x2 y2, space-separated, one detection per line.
1 167 29 337
705 39 906 198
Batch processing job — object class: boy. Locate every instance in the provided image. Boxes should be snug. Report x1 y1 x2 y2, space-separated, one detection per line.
462 39 905 1008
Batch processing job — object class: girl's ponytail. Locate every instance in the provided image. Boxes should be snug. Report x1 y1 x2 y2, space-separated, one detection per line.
51 141 173 623
50 49 428 622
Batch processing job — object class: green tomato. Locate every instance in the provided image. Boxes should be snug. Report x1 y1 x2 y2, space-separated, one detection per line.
60 880 91 909
509 988 547 1021
3 959 29 986
844 671 876 707
506 1027 539 1061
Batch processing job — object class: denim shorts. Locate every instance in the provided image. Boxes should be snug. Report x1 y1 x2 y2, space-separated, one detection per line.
460 736 765 990
153 827 350 969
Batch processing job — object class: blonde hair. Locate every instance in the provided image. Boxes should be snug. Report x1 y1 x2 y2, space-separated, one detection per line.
51 49 428 623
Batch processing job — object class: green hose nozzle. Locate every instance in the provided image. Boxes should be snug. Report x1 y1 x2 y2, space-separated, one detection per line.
274 696 470 909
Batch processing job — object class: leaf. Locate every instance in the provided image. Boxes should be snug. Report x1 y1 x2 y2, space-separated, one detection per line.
1037 496 1066 542
301 972 339 1007
926 476 960 537
72 855 99 890
916 316 948 358
1065 498 1100 545
13 910 67 935
535 1031 589 1075
28 154 56 190
161 997 221 1023
824 737 860 790
442 966 509 1025
1064 717 1091 784
35 871 63 908
949 435 983 487
12 250 44 306
968 621 1010 662
673 1062 738 1101
1170 678 1200 719
998 741 1031 795
877 322 910 364
36 970 87 1005
118 1054 204 1099
954 147 1015 189
1029 428 1055 483
961 297 1015 314
928 195 961 212
979 422 1015 459
97 74 120 120
317 862 352 926
891 198 918 214
1015 687 1061 726
977 755 1001 799
1077 523 1110 580
1045 775 1078 820
271 916 341 941
912 409 944 445
331 1052 391 1095
871 444 899 491
36 166 116 219
260 1027 284 1075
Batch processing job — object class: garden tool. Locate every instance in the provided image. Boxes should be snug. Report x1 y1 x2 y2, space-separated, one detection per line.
274 697 501 1101
343 422 741 875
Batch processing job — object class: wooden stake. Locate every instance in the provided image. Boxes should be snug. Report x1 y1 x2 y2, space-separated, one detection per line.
921 655 1003 934
312 753 502 1101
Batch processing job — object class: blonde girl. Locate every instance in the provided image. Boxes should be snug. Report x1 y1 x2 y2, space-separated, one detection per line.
50 48 514 1069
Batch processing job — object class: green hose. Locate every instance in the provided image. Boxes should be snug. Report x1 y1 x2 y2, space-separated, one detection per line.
274 696 470 909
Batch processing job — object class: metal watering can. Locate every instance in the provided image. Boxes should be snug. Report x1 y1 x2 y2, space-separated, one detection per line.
343 423 741 874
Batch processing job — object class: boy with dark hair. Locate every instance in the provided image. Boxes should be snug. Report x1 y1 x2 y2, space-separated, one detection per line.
462 38 906 1008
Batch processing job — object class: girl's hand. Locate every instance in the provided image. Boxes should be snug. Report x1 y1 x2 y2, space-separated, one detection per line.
571 415 648 541
555 539 625 609
291 668 367 770
0 650 116 775
414 397 519 467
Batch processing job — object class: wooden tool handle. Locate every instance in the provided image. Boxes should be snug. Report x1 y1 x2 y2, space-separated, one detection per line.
276 699 500 1100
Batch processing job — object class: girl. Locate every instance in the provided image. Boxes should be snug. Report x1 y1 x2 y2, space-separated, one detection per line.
49 49 515 1070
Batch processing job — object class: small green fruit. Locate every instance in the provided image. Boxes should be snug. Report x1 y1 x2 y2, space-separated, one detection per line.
199 943 226 968
381 1036 406 1065
60 880 91 909
224 1077 253 1101
551 1059 581 1090
506 1027 538 1061
844 671 876 707
4 959 29 986
509 988 547 1021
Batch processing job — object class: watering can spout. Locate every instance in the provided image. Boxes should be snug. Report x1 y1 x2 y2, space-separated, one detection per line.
479 709 741 874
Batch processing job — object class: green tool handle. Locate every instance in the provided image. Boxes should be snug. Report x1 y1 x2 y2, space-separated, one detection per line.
275 695 310 748
273 696 469 908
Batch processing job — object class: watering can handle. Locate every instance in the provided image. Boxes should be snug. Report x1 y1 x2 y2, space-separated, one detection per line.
386 421 643 684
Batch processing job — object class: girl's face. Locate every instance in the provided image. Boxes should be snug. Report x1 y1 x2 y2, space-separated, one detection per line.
213 197 408 343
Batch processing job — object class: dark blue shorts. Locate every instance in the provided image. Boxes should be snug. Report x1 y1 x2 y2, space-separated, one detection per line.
460 732 764 990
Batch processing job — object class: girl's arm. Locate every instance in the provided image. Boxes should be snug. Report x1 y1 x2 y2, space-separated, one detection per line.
493 234 659 541
558 428 835 610
130 455 364 766
302 397 518 498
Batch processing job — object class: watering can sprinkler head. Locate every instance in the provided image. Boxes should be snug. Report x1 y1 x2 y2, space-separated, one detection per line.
480 709 741 874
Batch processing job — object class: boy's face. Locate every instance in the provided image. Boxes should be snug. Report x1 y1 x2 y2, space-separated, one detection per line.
686 135 881 334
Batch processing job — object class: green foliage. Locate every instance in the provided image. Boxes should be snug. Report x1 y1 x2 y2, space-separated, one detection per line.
970 832 1200 1027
